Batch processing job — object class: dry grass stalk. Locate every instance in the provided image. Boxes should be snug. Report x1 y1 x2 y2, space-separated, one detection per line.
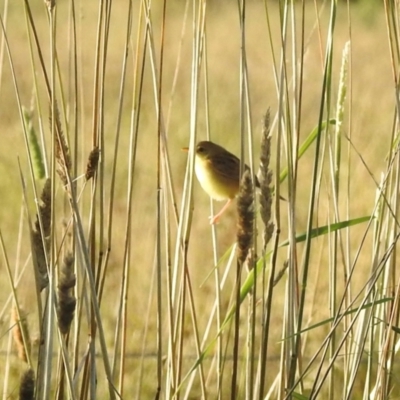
31 179 51 291
85 146 100 181
57 253 76 334
259 110 274 246
12 306 31 363
273 260 289 286
19 368 35 400
237 170 254 264
49 102 71 187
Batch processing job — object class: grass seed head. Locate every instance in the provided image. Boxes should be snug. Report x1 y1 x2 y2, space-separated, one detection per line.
19 368 35 400
57 253 76 334
236 170 254 264
85 146 100 181
259 109 274 246
31 179 52 291
23 106 45 180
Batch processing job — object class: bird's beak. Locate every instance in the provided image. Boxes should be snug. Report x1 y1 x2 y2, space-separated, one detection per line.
181 147 189 152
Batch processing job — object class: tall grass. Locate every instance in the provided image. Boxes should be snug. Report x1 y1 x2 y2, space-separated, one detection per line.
0 0 399 399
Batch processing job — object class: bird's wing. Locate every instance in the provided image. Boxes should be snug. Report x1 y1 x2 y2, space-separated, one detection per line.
210 151 258 185
209 153 241 182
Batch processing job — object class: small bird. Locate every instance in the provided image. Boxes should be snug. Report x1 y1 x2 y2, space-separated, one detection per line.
185 140 257 224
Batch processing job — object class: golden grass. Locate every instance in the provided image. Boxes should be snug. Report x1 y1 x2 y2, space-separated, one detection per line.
0 0 398 398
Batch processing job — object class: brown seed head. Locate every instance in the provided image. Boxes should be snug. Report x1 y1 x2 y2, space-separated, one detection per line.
31 179 52 291
19 368 35 400
259 109 274 246
57 253 76 334
85 146 100 181
236 171 254 264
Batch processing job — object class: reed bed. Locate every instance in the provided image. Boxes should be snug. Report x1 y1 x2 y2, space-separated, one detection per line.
0 0 399 399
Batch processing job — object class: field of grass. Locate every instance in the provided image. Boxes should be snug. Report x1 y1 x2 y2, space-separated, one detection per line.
0 0 400 399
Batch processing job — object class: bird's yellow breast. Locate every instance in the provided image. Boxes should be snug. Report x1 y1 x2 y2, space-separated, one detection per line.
195 157 239 201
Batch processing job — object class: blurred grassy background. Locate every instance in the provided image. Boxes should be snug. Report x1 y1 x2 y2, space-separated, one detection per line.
0 0 398 398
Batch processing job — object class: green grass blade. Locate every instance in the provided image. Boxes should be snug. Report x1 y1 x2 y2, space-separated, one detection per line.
279 119 336 183
283 297 393 340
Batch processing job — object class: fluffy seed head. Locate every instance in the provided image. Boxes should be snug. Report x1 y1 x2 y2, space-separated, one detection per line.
31 179 51 291
85 146 100 181
236 170 254 264
19 368 35 400
259 109 274 246
57 253 76 334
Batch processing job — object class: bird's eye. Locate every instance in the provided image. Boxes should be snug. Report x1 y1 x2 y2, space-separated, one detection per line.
197 146 204 153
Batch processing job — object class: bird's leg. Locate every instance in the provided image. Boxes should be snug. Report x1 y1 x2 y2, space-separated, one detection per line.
209 199 233 225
